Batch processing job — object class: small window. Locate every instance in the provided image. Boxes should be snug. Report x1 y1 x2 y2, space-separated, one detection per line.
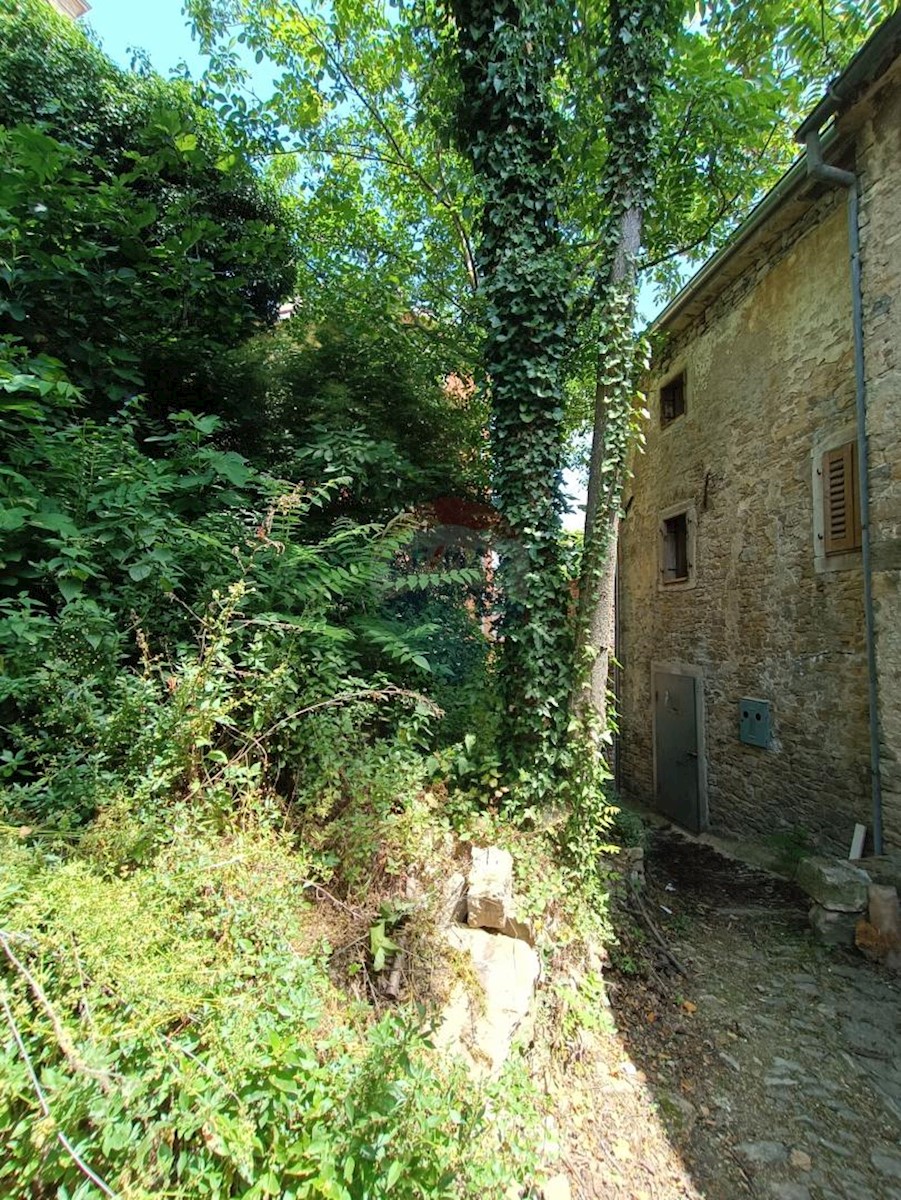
822 441 861 555
660 372 686 426
662 512 689 583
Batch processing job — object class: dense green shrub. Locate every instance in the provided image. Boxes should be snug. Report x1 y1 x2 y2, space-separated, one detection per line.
0 399 450 827
0 0 297 410
214 316 488 520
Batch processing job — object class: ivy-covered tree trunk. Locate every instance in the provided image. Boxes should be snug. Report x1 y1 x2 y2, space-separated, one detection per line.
572 0 676 736
449 0 572 795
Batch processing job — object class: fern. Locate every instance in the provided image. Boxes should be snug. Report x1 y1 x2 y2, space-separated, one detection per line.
351 618 438 673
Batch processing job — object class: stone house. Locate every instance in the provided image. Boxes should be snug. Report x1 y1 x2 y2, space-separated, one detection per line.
618 12 901 855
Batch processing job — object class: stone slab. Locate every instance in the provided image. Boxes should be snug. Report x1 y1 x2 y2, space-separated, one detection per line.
796 857 870 912
734 1140 788 1166
467 846 514 932
434 925 540 1077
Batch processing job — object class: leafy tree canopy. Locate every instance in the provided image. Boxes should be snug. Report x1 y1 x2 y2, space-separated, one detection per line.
0 0 298 410
186 0 894 329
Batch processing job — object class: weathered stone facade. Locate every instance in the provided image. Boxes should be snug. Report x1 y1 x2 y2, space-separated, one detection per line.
857 66 901 849
619 52 900 852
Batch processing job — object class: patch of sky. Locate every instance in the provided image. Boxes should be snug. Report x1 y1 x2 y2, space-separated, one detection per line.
82 0 694 536
83 0 209 77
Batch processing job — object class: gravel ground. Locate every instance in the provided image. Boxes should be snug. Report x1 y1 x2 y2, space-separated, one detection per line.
556 828 901 1200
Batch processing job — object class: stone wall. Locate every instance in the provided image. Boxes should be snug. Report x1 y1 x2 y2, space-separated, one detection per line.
619 192 874 849
856 69 901 848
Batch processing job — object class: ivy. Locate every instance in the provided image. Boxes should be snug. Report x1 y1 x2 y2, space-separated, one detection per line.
446 0 574 802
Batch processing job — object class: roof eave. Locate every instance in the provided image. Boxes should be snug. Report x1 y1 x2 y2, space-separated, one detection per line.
796 8 901 140
647 148 814 338
650 9 901 340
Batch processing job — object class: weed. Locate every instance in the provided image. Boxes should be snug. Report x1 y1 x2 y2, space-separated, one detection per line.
0 812 541 1199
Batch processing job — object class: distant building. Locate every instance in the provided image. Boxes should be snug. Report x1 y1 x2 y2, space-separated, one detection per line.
618 13 901 854
46 0 91 18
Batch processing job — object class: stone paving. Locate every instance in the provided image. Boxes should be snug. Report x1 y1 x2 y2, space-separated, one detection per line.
606 829 901 1199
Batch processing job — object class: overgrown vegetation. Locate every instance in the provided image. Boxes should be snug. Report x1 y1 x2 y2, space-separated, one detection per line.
0 805 550 1199
1 0 894 1194
0 4 519 1193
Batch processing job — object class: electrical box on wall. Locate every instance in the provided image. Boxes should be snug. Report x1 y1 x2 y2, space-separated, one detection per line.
739 698 770 747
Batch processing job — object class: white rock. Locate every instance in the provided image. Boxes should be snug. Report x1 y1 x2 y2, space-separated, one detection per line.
434 925 540 1077
467 846 514 931
501 909 536 946
795 857 870 912
541 1174 571 1200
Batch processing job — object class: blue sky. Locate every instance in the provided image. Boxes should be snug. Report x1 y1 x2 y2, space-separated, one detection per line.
84 1 207 75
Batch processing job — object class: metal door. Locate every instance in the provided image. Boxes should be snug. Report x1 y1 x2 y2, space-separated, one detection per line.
654 671 701 832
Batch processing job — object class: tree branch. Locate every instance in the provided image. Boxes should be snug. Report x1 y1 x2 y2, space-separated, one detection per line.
286 12 480 293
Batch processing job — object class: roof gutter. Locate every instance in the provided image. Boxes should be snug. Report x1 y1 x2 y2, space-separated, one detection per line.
796 8 901 140
648 147 817 336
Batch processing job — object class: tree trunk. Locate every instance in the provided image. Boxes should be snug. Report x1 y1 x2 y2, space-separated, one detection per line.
573 201 643 730
571 0 675 742
449 0 573 797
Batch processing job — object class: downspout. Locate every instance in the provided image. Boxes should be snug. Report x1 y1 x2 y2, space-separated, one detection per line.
802 128 883 855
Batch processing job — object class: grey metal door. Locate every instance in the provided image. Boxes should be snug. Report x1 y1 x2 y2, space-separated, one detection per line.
654 671 701 832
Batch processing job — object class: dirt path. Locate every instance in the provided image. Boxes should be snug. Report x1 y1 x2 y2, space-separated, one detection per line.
591 828 901 1200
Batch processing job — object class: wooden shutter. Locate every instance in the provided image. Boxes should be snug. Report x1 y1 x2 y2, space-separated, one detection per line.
823 442 861 555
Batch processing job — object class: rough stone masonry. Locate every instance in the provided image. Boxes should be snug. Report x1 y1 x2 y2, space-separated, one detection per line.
618 52 901 853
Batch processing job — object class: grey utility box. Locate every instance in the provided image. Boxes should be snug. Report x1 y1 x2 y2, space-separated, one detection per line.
739 698 771 747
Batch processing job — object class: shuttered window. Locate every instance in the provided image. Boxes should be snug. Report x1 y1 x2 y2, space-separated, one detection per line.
822 441 861 555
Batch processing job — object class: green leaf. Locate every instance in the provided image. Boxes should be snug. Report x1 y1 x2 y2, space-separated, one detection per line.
32 511 79 537
0 507 29 533
57 576 83 603
369 921 399 973
205 450 252 487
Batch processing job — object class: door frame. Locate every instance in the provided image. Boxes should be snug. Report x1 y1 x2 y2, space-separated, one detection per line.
650 660 709 832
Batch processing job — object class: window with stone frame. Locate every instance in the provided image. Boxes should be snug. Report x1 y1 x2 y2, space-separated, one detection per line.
661 511 690 583
660 371 686 427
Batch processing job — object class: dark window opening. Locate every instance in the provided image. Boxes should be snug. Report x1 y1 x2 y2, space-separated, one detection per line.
662 512 689 583
660 372 686 426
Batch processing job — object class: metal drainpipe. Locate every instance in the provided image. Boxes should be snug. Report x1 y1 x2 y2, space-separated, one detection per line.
803 129 884 855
